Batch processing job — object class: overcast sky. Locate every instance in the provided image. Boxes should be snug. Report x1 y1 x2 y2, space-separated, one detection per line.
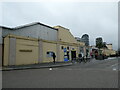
0 1 118 50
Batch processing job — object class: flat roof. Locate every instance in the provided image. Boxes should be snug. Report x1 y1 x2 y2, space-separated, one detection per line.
107 44 112 45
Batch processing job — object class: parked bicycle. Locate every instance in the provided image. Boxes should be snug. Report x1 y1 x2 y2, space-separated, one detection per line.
71 57 91 63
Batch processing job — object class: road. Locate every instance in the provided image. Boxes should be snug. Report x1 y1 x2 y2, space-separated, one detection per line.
2 57 119 88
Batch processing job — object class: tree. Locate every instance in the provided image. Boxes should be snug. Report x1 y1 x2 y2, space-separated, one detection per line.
96 38 107 49
96 37 103 49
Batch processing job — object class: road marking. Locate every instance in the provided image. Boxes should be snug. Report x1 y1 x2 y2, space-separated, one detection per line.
49 68 52 70
113 68 117 71
108 57 117 60
111 64 118 66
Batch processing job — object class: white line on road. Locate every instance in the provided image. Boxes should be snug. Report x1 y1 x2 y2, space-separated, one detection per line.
111 63 118 67
49 68 52 70
108 57 117 60
113 68 117 71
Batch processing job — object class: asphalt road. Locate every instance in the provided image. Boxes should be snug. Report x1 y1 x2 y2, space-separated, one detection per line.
2 57 119 88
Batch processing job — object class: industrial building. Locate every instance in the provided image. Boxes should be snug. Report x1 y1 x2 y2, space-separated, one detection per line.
101 43 116 56
0 22 85 66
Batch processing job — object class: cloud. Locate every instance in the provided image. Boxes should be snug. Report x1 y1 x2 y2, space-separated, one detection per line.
1 2 118 50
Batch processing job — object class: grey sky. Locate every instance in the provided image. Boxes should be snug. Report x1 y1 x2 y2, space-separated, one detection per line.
1 2 118 50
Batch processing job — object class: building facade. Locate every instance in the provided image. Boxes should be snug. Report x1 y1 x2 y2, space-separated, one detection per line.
106 44 113 50
0 22 85 66
75 35 91 58
54 26 85 61
81 34 89 46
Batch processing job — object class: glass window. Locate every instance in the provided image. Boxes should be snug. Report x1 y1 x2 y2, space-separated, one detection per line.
61 46 64 49
46 51 53 57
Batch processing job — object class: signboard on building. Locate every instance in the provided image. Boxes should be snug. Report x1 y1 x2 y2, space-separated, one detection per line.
63 48 69 61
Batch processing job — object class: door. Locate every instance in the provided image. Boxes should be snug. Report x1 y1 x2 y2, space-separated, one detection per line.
71 51 76 60
67 51 69 60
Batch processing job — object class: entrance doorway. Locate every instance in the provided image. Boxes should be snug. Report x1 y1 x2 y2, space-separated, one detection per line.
67 51 69 60
71 51 76 60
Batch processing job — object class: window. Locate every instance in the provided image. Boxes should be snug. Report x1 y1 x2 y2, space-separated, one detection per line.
47 52 49 54
46 51 53 57
61 46 64 49
67 47 69 50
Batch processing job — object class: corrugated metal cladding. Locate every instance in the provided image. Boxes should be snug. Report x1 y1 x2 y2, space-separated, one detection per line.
0 27 2 44
2 24 58 41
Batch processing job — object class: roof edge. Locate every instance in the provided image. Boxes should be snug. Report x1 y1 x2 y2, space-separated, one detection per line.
54 25 69 31
0 22 58 30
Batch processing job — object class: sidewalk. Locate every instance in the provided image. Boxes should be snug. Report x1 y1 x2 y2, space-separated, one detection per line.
2 61 73 71
2 57 117 71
